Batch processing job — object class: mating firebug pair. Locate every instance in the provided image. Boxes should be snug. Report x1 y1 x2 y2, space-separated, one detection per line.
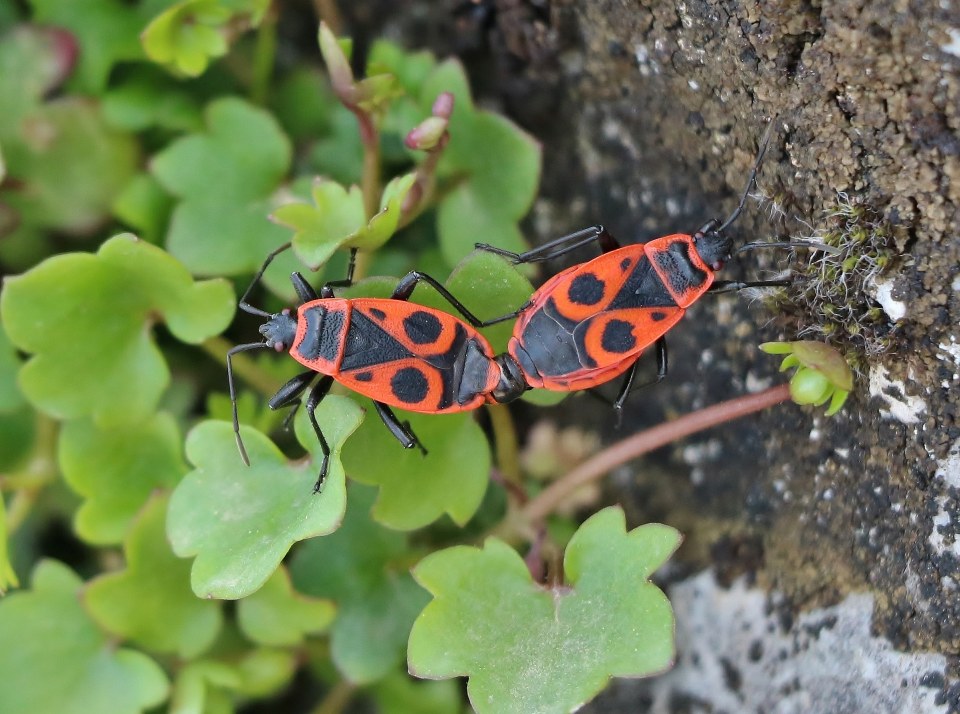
229 126 784 490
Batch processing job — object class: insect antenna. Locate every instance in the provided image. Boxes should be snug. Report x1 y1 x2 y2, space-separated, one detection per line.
227 341 270 465
715 119 777 235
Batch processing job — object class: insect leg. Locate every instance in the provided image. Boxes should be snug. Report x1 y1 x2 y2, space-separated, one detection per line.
304 375 335 493
239 242 293 317
611 337 668 426
323 247 359 290
390 271 515 327
708 279 790 294
373 402 428 456
290 273 319 303
476 225 619 264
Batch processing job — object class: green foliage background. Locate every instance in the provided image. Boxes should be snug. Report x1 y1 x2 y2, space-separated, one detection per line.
0 4 679 713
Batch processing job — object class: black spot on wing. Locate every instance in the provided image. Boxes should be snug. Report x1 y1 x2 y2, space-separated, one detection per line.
369 307 386 320
620 258 631 271
391 367 429 404
601 319 637 353
354 371 373 382
403 310 443 345
651 311 668 321
568 273 605 306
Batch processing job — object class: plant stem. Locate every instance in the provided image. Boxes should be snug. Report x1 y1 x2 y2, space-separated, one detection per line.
250 5 278 105
200 336 283 396
520 384 792 524
486 404 523 489
3 413 59 533
310 680 356 714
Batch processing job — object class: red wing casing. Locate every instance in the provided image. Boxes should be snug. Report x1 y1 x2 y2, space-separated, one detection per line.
508 244 686 391
291 298 500 413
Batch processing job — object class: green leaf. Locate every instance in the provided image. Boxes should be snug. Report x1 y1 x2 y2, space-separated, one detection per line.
355 173 416 250
1 97 141 236
416 59 540 267
408 507 680 714
0 560 169 714
141 0 231 77
0 320 24 412
236 566 335 646
436 180 526 270
111 172 175 245
29 0 146 93
151 97 294 281
448 112 541 221
269 67 334 142
167 396 363 600
367 670 462 714
1 234 235 425
59 412 186 545
234 648 298 697
276 173 416 270
170 660 240 714
367 40 437 96
85 494 223 657
0 497 17 592
289 484 429 684
102 67 204 132
341 405 490 530
0 25 76 139
272 179 364 270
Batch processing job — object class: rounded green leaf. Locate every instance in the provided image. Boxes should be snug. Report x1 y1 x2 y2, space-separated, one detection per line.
0 497 18 592
59 412 186 544
0 320 24 412
150 97 294 279
408 507 680 714
290 484 429 684
368 671 462 714
449 111 541 221
30 0 146 93
85 494 223 658
234 648 298 697
0 234 235 424
0 560 169 714
341 404 490 530
437 183 526 267
170 660 240 714
236 566 335 646
167 396 363 600
2 97 140 235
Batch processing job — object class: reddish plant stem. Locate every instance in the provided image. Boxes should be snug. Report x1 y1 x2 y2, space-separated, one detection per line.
520 384 792 524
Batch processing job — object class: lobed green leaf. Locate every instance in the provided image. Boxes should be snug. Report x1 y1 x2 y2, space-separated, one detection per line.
236 566 335 647
0 234 235 425
341 405 490 530
167 396 363 600
59 411 186 544
85 494 223 658
0 560 169 714
408 507 680 714
290 484 429 684
141 0 231 77
29 0 146 93
151 97 295 286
